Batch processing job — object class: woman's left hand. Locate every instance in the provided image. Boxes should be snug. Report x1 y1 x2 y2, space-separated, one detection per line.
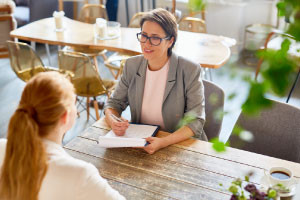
143 137 167 154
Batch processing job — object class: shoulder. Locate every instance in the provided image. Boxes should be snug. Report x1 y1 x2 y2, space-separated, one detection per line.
124 55 145 71
48 151 99 179
177 55 201 73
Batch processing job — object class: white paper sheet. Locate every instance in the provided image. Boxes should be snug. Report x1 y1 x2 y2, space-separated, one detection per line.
98 124 158 148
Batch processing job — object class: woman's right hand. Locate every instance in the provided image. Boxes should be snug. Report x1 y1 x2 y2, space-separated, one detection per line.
110 116 129 136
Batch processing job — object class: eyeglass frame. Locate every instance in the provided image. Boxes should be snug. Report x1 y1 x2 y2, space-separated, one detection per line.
136 32 171 46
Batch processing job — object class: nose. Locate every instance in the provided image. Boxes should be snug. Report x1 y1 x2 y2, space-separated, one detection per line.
144 38 152 47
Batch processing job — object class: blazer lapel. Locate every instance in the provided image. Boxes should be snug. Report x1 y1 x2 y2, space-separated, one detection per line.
163 53 178 103
135 58 148 123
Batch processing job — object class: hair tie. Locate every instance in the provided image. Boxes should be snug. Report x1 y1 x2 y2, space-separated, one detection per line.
17 105 37 118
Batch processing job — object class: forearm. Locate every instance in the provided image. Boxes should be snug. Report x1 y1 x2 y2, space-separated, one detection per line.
161 126 194 147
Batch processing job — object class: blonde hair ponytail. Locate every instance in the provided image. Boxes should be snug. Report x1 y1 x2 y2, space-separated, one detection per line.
0 72 74 200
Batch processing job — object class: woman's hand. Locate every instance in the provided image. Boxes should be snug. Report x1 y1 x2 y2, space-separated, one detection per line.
110 116 129 136
143 137 167 154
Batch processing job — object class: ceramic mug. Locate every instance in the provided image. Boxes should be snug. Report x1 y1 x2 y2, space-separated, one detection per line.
265 167 295 188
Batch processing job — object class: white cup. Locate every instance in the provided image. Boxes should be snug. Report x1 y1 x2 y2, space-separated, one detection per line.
94 18 107 39
265 167 295 188
53 11 65 32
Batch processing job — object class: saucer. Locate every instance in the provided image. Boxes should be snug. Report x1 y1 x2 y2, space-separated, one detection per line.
96 34 119 40
259 174 298 197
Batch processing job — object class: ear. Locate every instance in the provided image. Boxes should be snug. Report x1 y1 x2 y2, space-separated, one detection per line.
168 37 174 48
60 110 69 125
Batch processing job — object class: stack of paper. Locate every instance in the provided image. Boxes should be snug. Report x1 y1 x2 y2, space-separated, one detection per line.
98 124 159 148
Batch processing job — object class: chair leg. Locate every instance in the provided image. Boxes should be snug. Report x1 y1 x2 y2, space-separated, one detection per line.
208 68 213 81
93 97 100 120
93 56 99 73
286 68 300 103
45 44 52 66
86 97 90 121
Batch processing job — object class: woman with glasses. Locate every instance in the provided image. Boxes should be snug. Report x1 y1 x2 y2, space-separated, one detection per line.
0 72 125 200
104 8 207 154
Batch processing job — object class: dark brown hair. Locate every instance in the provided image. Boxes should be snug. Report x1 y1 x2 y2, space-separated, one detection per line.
140 8 177 56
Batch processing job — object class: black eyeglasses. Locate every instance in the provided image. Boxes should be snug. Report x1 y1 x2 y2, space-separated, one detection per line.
136 32 170 46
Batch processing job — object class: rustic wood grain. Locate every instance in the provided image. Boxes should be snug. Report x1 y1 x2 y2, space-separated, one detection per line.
65 147 230 200
85 123 300 178
65 137 237 191
80 127 265 183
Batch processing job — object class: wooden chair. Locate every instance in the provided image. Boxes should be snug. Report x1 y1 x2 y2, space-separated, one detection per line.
59 0 104 20
178 16 206 33
6 41 69 82
0 4 16 58
78 4 108 24
64 3 109 74
128 12 145 28
103 12 145 80
255 30 300 103
58 50 116 120
230 99 300 163
178 16 211 80
203 80 225 140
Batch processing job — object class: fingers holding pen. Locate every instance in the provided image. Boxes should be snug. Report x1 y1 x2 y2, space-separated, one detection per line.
110 115 129 136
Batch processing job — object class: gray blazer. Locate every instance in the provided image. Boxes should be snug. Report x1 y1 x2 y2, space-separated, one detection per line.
104 52 207 140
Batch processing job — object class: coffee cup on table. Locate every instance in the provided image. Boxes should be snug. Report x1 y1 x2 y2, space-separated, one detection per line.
265 167 295 189
53 11 65 32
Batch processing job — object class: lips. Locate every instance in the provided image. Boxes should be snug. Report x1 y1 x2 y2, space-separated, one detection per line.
144 48 154 53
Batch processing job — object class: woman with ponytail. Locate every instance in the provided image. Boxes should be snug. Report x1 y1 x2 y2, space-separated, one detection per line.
0 72 125 200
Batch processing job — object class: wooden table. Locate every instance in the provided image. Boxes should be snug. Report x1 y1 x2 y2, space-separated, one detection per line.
64 119 300 200
10 17 234 69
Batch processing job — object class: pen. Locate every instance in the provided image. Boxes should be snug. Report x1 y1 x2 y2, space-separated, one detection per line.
110 114 123 122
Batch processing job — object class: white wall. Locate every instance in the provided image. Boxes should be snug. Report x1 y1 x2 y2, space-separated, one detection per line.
154 0 278 53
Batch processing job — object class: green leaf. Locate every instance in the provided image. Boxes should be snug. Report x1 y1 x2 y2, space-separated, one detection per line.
268 189 277 198
232 125 243 136
188 0 206 12
232 178 242 187
245 176 249 182
242 81 272 115
176 111 197 129
229 185 238 194
276 1 286 17
210 138 227 152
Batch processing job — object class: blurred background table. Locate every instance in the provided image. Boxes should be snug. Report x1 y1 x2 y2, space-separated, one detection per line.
10 17 234 69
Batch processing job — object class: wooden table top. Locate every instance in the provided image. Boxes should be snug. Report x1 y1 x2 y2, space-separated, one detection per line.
64 118 300 200
10 17 234 68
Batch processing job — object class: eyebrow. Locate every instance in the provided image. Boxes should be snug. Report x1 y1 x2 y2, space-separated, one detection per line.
141 32 161 37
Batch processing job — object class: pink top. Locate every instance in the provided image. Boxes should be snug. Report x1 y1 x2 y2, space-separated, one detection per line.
140 60 170 129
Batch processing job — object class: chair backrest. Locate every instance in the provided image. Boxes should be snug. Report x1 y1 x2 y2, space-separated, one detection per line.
203 80 225 140
79 4 108 24
230 100 300 163
6 41 45 82
0 4 13 14
128 12 145 28
58 50 107 97
189 10 206 21
179 16 206 33
0 4 16 58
